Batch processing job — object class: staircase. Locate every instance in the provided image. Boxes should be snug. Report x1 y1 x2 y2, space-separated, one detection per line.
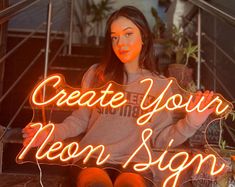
0 32 103 180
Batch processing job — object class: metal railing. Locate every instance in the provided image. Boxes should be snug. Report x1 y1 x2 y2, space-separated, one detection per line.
68 0 74 55
187 0 235 100
0 0 39 25
0 0 68 144
0 23 45 65
188 0 235 27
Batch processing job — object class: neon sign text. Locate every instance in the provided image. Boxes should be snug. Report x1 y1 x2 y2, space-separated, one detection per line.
32 75 127 108
138 78 229 125
17 123 225 187
18 74 233 187
18 123 110 165
31 75 230 126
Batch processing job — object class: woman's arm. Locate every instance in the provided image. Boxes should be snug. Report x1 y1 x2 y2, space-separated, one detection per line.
151 89 214 149
50 64 99 141
151 111 201 148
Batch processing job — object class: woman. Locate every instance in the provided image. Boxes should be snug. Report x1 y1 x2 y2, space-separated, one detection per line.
23 6 214 187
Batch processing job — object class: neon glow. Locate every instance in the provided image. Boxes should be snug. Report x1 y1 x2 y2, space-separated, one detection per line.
137 78 229 125
123 128 224 187
18 123 110 165
31 75 231 126
17 123 225 187
17 74 233 187
31 75 127 108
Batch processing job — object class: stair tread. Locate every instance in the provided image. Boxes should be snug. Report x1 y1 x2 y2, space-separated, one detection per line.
0 172 68 186
71 45 104 56
49 56 101 73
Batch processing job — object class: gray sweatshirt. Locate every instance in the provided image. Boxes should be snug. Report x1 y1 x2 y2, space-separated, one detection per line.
53 64 201 168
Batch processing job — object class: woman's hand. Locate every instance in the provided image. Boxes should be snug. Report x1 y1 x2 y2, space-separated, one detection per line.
22 123 54 147
186 90 215 128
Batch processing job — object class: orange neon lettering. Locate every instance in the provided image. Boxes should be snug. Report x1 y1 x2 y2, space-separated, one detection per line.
19 75 232 187
65 91 81 106
137 78 230 125
31 75 127 108
165 94 184 110
18 125 225 187
18 123 110 165
55 90 69 106
31 76 230 123
60 142 80 162
123 128 153 170
46 142 63 160
77 91 97 106
32 75 64 106
123 128 225 187
161 151 225 187
18 123 54 160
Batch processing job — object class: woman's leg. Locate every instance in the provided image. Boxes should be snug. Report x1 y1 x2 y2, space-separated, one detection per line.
76 167 113 187
114 172 147 187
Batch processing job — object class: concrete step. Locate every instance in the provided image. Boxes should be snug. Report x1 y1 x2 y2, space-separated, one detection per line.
50 54 101 70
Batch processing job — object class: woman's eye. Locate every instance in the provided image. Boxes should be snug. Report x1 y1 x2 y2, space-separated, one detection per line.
111 36 118 41
125 33 133 37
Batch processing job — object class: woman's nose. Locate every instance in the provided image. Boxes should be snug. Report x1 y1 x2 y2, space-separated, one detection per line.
117 36 126 47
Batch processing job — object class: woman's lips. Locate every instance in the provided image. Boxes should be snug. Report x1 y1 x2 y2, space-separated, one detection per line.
119 50 129 55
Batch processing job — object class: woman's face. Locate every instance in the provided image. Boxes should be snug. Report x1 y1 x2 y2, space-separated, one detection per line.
110 16 143 64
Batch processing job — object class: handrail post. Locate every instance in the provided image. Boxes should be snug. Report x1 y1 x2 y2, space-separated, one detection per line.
213 17 217 92
197 8 202 90
43 0 52 100
0 0 8 174
0 0 8 100
68 0 74 55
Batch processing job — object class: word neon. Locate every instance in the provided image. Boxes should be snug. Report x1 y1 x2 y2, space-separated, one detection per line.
17 123 225 187
31 75 230 126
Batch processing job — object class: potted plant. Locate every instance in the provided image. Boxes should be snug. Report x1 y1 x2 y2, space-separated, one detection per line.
87 0 113 46
166 26 198 90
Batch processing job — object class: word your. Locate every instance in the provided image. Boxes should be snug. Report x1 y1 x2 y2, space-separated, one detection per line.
31 75 230 126
17 123 225 187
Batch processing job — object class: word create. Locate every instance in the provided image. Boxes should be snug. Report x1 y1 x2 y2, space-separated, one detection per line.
32 75 127 109
31 75 231 126
17 123 225 187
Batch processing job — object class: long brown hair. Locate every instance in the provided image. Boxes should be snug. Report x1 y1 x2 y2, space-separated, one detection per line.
94 6 158 87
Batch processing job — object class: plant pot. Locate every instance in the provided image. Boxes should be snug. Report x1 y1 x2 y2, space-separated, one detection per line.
168 63 193 89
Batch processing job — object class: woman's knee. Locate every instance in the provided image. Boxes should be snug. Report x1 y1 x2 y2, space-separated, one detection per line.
76 167 113 187
114 172 147 187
